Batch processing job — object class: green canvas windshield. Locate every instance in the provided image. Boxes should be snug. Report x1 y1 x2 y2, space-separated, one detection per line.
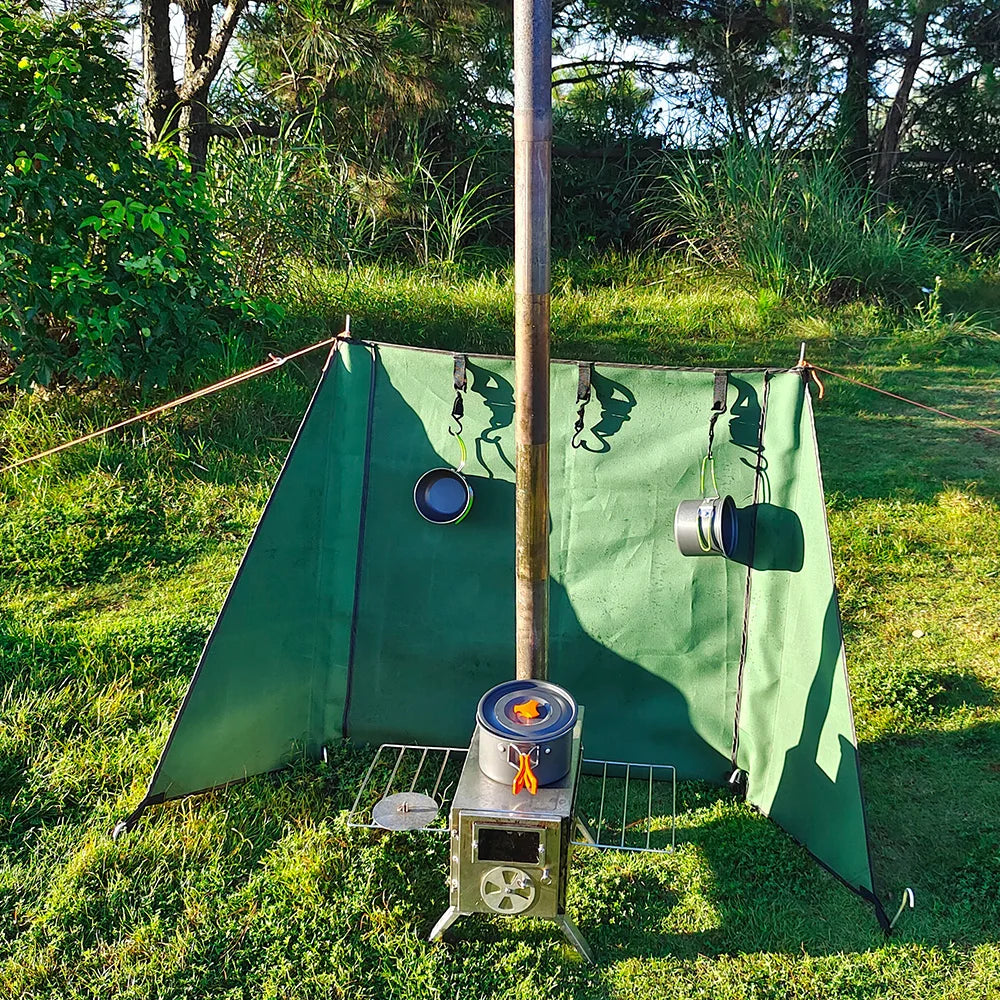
137 339 884 925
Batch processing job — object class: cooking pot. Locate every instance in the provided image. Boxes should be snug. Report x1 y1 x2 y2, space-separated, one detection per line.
476 680 578 793
414 434 473 524
674 494 738 557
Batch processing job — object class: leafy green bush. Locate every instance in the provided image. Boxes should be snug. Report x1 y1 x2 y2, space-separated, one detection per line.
648 143 949 301
0 7 272 387
551 73 659 250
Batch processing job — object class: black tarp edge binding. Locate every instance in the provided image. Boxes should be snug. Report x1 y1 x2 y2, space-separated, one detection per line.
802 382 891 935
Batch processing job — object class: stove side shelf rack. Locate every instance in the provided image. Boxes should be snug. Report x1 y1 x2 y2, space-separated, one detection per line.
346 743 468 832
572 759 677 855
345 744 677 855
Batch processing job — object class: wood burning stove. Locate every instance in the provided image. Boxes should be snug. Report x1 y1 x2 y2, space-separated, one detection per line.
428 707 592 960
346 686 677 963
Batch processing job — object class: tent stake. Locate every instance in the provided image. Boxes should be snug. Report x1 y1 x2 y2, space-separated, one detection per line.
513 0 552 681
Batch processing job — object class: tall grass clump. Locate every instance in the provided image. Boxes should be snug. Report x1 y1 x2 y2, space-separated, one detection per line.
648 143 948 301
206 130 357 297
208 130 507 296
403 151 506 267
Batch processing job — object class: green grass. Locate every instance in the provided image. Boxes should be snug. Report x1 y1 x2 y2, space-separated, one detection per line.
2 256 1000 998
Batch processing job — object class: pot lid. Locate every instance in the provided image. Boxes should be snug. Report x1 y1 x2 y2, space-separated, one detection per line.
477 680 578 741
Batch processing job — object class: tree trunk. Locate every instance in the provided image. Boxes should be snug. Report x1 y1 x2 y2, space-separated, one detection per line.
841 0 870 182
180 0 214 172
141 0 178 145
873 8 930 193
140 0 249 171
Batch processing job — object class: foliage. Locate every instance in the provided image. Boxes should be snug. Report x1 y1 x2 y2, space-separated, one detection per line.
402 151 507 266
548 73 659 250
649 143 949 300
238 0 494 154
554 71 660 145
205 128 506 278
0 8 272 387
206 126 359 296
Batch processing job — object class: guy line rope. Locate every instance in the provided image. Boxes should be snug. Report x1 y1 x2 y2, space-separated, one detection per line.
2 330 998 474
0 331 347 474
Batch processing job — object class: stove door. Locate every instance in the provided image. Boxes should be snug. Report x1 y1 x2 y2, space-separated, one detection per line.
453 811 566 917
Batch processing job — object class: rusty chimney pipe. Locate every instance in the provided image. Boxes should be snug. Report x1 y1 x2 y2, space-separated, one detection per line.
513 0 552 681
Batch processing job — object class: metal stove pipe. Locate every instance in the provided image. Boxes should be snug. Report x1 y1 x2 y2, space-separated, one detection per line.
513 0 552 681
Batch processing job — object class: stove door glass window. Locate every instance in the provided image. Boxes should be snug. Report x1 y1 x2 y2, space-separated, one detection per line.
475 825 541 864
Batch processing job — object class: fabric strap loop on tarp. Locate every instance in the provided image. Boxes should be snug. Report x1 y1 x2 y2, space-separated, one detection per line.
451 354 467 434
453 354 468 392
571 362 593 448
706 371 729 460
712 370 728 411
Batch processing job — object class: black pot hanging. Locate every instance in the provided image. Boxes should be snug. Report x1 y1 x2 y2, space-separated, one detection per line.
414 435 474 524
414 355 474 525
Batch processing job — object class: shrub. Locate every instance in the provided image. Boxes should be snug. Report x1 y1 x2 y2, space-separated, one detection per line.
647 143 949 301
0 6 273 387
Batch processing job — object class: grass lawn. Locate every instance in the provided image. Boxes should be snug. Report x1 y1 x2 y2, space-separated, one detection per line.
2 257 999 998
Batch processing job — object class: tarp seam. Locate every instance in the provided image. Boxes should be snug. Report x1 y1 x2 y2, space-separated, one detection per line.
730 371 773 769
341 344 378 738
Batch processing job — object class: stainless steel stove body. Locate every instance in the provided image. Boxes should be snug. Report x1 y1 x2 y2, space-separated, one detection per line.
347 701 678 963
429 712 593 960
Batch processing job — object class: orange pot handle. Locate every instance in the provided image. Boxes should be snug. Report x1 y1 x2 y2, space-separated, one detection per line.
512 752 538 795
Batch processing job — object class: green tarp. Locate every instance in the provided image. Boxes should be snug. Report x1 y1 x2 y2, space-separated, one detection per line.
135 339 885 926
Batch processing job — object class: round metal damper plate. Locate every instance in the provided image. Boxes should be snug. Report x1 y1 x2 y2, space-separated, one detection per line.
480 866 536 914
372 792 439 831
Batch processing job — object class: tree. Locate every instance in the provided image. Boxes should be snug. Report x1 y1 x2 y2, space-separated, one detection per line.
141 0 249 170
237 0 497 156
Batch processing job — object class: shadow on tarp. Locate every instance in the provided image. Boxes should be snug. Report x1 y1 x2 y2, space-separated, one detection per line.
348 357 729 780
575 371 637 454
729 502 805 573
468 361 514 477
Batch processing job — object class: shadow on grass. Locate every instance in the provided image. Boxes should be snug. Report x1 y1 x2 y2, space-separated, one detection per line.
816 366 1000 503
863 720 1000 947
4 726 996 1000
571 721 1000 962
369 726 1000 964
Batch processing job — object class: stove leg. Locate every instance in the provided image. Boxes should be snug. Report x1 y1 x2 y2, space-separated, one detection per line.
574 817 597 845
429 906 461 943
555 915 595 964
